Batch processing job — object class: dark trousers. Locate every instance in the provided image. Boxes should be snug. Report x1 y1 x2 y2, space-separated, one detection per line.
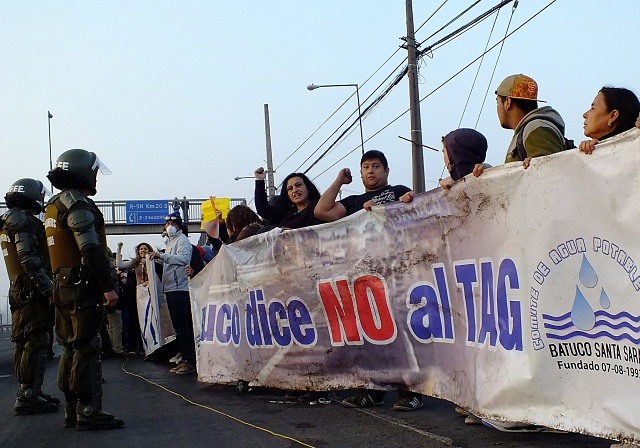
165 291 195 364
53 273 104 401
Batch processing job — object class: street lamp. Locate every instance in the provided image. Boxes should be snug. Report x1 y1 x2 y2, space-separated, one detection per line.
307 83 365 155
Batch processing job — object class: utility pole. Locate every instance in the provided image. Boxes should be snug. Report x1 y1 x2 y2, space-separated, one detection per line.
48 111 54 192
263 104 276 198
405 0 425 193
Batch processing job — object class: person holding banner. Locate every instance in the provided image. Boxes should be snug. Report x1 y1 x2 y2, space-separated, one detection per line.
475 74 569 176
226 205 264 242
315 150 422 412
578 86 640 155
439 128 488 190
149 212 195 375
254 168 324 230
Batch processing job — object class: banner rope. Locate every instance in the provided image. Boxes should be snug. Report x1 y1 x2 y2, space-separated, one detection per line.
120 363 316 448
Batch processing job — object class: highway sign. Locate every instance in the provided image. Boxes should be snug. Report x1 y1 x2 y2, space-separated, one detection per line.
125 200 169 225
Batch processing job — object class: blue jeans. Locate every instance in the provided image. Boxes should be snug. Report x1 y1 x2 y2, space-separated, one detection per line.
165 291 195 364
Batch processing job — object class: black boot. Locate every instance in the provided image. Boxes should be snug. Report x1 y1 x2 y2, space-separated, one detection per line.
64 400 77 428
76 404 124 431
39 392 61 406
14 394 59 415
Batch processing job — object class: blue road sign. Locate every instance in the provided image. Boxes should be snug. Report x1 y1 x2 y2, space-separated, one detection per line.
125 200 169 225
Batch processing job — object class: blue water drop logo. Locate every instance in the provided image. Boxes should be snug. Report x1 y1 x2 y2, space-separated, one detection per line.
599 288 611 309
571 285 596 330
579 255 598 288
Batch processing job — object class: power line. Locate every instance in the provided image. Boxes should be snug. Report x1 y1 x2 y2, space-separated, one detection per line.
474 0 519 128
297 61 408 174
414 0 450 34
457 8 502 128
310 0 558 181
418 0 514 56
276 49 405 173
417 0 483 47
306 1 514 177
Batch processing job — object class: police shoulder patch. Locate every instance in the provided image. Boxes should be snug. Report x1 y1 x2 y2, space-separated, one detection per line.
57 189 89 211
1 208 28 231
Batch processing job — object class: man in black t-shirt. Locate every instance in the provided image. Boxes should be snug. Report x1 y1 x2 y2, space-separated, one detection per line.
315 150 411 220
314 150 422 412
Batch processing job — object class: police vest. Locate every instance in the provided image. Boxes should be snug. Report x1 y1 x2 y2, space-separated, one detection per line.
0 210 25 277
44 192 108 272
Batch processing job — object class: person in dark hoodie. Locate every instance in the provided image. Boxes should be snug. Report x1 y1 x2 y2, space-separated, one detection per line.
438 128 489 190
400 128 489 207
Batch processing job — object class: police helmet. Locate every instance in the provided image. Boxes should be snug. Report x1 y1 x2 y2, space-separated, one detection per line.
47 149 111 196
5 178 51 213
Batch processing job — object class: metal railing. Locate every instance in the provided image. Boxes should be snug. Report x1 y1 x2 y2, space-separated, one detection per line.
0 197 246 226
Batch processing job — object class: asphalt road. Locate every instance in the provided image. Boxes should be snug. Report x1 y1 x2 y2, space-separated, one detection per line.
0 334 615 448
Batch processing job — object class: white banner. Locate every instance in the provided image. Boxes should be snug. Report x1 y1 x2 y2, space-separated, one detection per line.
191 129 640 443
137 258 176 356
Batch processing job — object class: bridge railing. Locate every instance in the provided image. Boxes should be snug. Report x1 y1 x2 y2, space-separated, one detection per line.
0 198 247 226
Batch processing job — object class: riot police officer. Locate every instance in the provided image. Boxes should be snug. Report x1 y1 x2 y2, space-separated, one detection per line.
1 178 60 415
45 149 124 430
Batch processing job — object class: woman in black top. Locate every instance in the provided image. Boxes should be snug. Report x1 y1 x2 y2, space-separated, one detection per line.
254 168 324 229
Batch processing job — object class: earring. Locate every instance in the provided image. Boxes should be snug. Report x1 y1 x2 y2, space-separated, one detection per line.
608 122 612 127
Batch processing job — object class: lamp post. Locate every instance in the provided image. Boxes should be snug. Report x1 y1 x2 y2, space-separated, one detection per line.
47 111 53 191
307 83 365 155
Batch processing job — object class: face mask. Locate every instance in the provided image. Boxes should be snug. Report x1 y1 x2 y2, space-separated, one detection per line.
166 226 178 237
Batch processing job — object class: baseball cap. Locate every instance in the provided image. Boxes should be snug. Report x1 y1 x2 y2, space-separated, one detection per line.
495 74 545 102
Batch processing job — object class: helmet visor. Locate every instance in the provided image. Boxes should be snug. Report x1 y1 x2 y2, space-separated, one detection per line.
91 156 112 175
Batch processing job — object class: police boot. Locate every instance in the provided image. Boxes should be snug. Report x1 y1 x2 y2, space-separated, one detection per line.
63 394 77 428
14 385 59 415
74 335 123 431
23 339 61 407
76 403 124 431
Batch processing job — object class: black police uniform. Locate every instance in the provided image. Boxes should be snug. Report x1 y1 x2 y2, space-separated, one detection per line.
45 189 123 430
1 207 59 415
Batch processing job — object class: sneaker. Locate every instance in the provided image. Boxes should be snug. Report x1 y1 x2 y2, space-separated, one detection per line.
342 391 385 408
169 353 182 364
297 391 330 405
464 414 482 425
454 406 470 416
392 393 423 411
481 419 567 433
174 362 196 375
169 361 185 373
